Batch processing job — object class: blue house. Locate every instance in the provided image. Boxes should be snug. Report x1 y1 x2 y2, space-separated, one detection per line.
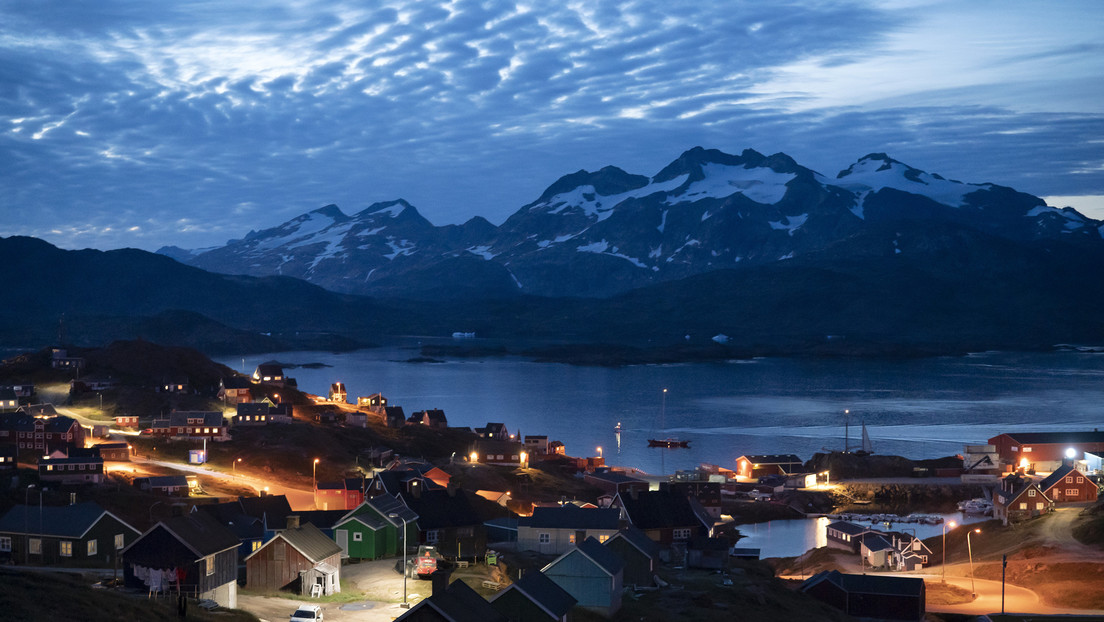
541 537 624 618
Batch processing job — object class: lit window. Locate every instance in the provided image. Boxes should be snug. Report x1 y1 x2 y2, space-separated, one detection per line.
60 541 73 557
252 541 261 551
568 534 576 544
1019 503 1027 510
88 540 97 556
115 534 124 550
1023 447 1032 453
598 535 610 543
205 555 215 576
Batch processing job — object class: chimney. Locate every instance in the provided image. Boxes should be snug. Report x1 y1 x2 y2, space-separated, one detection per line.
287 515 300 530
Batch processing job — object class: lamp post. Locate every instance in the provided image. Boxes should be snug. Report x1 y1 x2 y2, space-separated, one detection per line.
967 528 981 598
388 512 409 608
233 457 242 473
597 446 602 459
312 458 320 489
942 520 957 583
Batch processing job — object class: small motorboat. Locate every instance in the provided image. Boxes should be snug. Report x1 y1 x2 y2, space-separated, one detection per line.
647 438 689 448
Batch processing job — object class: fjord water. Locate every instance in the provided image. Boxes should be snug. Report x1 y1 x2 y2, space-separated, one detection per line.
219 345 1104 476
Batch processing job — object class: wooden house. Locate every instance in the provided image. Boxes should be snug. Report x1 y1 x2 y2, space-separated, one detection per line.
38 454 104 485
542 536 625 618
604 526 659 588
134 475 191 497
801 570 925 622
734 454 804 480
490 569 577 622
121 511 241 607
612 489 712 548
409 408 448 428
988 430 1104 472
993 475 1053 525
95 441 130 461
826 521 873 553
401 488 499 559
149 411 227 440
583 470 649 497
235 402 274 426
0 445 15 470
160 376 190 394
517 505 620 555
0 388 18 411
384 406 406 428
0 413 85 455
0 502 140 566
252 362 286 385
328 382 347 403
333 493 419 561
245 515 342 597
396 578 507 622
356 392 387 411
473 439 528 466
314 477 366 511
524 435 550 455
114 414 140 428
1038 463 1099 504
218 376 253 404
477 422 510 441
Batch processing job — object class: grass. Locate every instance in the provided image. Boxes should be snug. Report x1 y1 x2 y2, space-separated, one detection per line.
0 569 259 622
239 579 368 604
925 581 974 606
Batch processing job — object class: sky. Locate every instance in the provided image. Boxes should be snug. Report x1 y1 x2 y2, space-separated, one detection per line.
2 0 1103 252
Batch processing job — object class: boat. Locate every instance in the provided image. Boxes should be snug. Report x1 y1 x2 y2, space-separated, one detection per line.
648 438 689 448
957 498 993 515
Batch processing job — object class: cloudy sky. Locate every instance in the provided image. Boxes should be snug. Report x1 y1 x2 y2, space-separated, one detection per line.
3 0 1102 251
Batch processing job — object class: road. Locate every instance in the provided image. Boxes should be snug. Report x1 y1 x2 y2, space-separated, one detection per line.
131 454 317 510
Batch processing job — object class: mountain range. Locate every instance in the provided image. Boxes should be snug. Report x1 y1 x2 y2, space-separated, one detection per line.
159 147 1103 299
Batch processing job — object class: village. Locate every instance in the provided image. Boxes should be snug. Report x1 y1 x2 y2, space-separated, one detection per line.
1 343 1103 621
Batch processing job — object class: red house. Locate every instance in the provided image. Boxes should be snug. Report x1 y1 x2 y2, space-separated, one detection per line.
735 454 803 480
314 478 366 511
988 431 1104 472
148 411 227 440
993 475 1052 525
1038 464 1099 504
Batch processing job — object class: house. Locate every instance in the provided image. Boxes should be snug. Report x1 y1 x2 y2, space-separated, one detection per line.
473 440 528 466
0 445 15 470
314 477 366 511
122 510 241 607
333 493 419 561
71 375 118 392
524 435 550 455
1038 463 1099 504
357 446 394 468
0 413 85 455
734 454 804 480
160 376 190 394
667 481 723 519
235 401 274 426
0 388 18 411
604 526 659 588
367 470 444 498
583 470 649 497
238 494 295 540
826 521 873 553
477 422 510 441
801 570 925 621
409 409 448 428
0 502 140 566
542 536 625 618
401 488 500 558
993 474 1053 525
134 475 191 497
384 406 406 428
961 444 1002 483
39 455 104 484
218 376 253 404
252 362 286 385
328 382 347 403
245 515 342 597
612 489 712 548
50 348 84 370
858 532 899 570
518 505 621 555
95 441 130 461
149 411 227 440
395 578 508 622
988 430 1104 472
490 569 577 622
193 501 266 559
356 392 387 411
114 414 140 428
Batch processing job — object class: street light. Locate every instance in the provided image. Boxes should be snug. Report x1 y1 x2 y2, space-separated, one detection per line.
942 520 957 583
233 457 242 472
388 512 409 608
312 458 320 490
597 446 602 459
967 528 981 598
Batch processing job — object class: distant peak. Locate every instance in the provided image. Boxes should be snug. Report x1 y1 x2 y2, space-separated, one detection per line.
356 199 417 219
535 166 649 202
837 153 928 181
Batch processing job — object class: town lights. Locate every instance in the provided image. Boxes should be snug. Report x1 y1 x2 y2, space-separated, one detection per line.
597 446 603 459
1066 447 1077 459
470 452 478 463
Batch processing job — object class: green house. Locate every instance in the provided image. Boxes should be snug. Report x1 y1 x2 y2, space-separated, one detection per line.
333 494 418 560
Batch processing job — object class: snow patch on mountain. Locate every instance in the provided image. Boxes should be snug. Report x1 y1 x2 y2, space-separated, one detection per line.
576 239 650 269
533 174 689 221
384 238 416 259
769 213 808 236
835 156 978 207
667 163 795 205
467 245 497 260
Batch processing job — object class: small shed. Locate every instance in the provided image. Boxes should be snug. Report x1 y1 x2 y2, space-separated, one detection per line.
245 516 343 597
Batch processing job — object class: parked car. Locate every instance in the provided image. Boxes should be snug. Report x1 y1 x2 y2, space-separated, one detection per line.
290 604 323 621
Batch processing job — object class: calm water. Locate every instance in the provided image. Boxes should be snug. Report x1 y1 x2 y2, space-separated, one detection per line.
217 344 1104 476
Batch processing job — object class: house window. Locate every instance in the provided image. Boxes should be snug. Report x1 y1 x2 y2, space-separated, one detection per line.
426 530 440 544
29 538 41 554
568 534 576 544
1018 503 1027 510
598 534 610 543
538 533 550 544
60 541 73 557
251 541 261 552
115 534 125 550
353 533 363 542
1028 489 1036 497
0 537 11 552
673 528 691 540
1066 476 1073 483
1023 447 1032 452
1077 477 1085 483
1036 503 1044 510
87 539 97 556
205 555 215 576
1067 489 1079 496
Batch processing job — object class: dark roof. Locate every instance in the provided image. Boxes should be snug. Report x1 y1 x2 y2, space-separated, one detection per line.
585 471 646 485
1038 463 1080 492
221 376 252 389
616 490 709 531
404 579 507 622
827 521 870 536
137 475 189 487
738 454 803 464
238 494 294 527
156 511 242 557
997 431 1104 445
153 411 223 428
524 505 620 531
0 502 136 539
249 522 342 563
859 533 895 552
571 537 625 576
236 402 269 415
606 525 659 559
294 509 347 531
802 570 925 598
364 493 418 525
499 570 577 618
401 490 484 529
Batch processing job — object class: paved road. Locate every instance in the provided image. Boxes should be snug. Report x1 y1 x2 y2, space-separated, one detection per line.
132 455 316 510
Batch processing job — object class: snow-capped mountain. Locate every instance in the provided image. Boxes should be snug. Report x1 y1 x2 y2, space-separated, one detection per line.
161 148 1103 299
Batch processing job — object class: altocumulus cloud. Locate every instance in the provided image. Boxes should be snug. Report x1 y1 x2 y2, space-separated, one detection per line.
1 0 1102 250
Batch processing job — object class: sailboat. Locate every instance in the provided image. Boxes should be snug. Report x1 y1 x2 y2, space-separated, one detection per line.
647 388 690 449
855 421 874 456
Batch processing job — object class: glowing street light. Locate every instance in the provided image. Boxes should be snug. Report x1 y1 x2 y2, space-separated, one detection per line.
470 451 479 463
233 457 242 472
942 520 957 583
967 528 981 598
597 446 603 459
312 458 320 490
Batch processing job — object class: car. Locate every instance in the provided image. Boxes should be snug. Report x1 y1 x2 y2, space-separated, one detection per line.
290 604 323 621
